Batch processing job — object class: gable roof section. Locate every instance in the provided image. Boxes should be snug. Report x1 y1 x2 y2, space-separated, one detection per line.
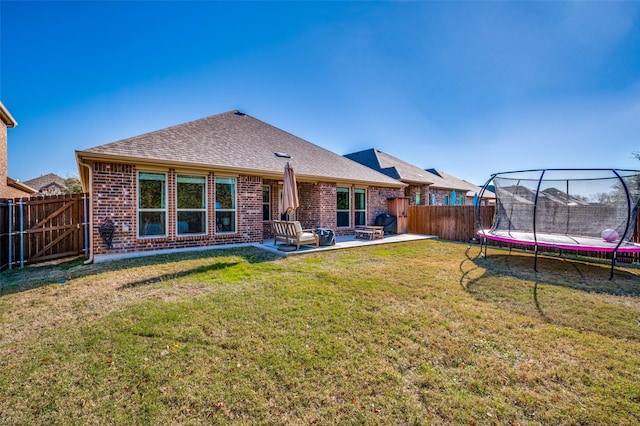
345 148 467 188
426 169 495 198
24 173 67 192
76 111 404 188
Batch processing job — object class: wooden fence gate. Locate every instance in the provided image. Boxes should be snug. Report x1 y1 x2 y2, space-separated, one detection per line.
0 194 89 271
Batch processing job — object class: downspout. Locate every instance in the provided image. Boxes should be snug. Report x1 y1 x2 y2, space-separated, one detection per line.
78 160 94 264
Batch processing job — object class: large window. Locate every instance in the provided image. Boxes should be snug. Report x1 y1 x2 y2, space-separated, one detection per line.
337 187 350 227
263 185 271 221
215 177 236 233
138 172 167 237
354 188 366 226
177 175 206 235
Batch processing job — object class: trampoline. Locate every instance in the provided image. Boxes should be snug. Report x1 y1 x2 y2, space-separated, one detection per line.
476 169 640 278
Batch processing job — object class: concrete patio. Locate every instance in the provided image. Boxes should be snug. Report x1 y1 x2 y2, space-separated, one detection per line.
259 233 437 256
93 233 437 263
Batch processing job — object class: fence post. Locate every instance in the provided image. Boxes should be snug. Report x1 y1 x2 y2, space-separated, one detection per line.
19 199 25 268
8 199 13 270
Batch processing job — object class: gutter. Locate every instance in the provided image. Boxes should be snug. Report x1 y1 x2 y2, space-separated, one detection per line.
77 159 94 264
74 151 407 189
0 101 18 128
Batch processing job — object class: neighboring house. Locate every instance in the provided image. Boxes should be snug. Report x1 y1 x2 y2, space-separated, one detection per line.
425 169 495 206
0 101 36 199
344 148 486 206
76 110 406 260
24 173 67 196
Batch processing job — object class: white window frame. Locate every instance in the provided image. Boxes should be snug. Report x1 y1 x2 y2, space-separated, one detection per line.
176 174 207 236
215 177 237 234
354 188 367 226
137 171 168 238
337 187 351 228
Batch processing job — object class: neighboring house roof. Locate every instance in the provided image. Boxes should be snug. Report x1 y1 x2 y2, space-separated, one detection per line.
24 173 67 193
345 148 468 190
76 111 405 188
0 101 17 128
425 169 495 199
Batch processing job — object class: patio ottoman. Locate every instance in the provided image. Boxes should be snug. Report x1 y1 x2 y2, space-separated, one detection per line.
315 228 336 246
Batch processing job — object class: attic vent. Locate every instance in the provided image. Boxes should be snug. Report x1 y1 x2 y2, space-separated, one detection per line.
234 110 245 116
275 152 291 158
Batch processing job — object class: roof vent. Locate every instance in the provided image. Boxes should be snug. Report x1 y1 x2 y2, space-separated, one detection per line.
234 110 245 116
275 152 291 158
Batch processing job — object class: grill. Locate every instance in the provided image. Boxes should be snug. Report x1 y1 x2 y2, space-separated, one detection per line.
374 213 397 234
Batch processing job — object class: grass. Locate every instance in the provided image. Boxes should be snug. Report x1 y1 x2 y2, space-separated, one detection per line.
1 240 640 425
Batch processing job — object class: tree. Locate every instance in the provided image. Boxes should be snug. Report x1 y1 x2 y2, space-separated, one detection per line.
63 175 83 194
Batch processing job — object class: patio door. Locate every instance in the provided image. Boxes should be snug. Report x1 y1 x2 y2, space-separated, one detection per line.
278 188 296 221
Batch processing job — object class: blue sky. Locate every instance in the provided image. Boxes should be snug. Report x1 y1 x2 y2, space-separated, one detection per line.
1 1 639 186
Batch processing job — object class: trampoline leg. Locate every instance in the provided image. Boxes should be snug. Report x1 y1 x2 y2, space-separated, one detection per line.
609 253 616 280
533 245 539 272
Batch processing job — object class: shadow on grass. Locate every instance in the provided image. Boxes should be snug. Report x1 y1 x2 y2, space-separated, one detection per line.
0 246 279 296
459 244 640 340
117 261 240 290
462 244 640 296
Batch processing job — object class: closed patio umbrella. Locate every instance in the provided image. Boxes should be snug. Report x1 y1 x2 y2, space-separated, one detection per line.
281 161 299 220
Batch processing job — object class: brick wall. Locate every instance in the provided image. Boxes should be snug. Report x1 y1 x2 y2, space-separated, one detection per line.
317 182 338 231
89 161 405 253
91 161 267 255
296 181 321 229
429 188 466 206
237 175 264 242
92 162 136 254
404 184 470 206
368 185 405 223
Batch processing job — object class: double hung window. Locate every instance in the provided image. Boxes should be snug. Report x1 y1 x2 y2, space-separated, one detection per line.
138 172 167 237
215 177 237 233
354 188 366 226
177 175 206 235
337 187 350 227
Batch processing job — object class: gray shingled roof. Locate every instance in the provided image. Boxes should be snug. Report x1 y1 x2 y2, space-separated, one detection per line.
425 169 495 198
24 173 66 191
345 148 465 189
76 111 404 187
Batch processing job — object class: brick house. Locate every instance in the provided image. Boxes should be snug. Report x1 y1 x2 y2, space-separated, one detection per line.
76 111 405 260
0 101 36 199
24 173 68 196
344 148 492 206
424 169 495 206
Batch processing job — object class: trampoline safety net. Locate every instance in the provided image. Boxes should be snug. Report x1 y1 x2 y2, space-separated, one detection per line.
477 169 640 278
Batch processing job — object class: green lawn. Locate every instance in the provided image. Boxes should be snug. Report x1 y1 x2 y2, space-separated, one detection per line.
1 240 640 425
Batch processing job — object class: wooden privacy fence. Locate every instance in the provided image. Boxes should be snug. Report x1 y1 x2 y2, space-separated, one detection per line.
0 194 89 271
408 205 640 263
408 205 495 242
